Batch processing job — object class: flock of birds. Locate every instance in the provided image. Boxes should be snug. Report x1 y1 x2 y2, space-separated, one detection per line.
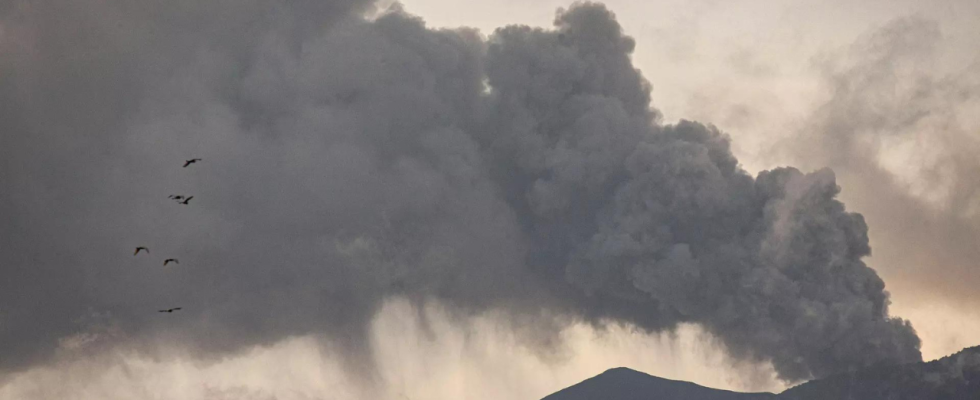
134 157 202 314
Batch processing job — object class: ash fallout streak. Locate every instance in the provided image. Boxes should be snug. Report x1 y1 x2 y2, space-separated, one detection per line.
0 0 919 384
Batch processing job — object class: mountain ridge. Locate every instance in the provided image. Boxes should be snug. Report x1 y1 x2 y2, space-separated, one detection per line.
541 367 775 400
542 346 980 400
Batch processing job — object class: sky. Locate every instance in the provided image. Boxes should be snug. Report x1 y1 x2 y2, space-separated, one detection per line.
0 1 978 399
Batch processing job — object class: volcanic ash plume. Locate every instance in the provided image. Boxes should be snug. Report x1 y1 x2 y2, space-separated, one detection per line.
0 0 920 383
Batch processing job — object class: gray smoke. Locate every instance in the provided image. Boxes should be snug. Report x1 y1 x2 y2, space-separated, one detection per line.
787 15 980 313
0 0 920 383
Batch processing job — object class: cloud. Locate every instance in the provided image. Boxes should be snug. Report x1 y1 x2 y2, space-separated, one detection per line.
785 15 980 316
0 0 919 385
0 300 788 400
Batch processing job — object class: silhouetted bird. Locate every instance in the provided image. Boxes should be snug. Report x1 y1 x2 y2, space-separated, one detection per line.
179 196 193 205
183 158 202 168
164 258 178 266
168 195 185 200
158 308 182 313
134 246 149 255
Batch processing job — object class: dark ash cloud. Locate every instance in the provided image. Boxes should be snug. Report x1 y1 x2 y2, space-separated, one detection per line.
0 0 920 383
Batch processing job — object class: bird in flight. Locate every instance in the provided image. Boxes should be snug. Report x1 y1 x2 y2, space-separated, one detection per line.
134 246 149 255
163 258 179 266
168 195 185 200
183 158 202 168
179 196 193 205
158 308 182 313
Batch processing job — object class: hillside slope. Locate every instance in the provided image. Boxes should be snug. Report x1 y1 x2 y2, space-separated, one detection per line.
780 346 980 400
543 346 980 400
541 367 776 400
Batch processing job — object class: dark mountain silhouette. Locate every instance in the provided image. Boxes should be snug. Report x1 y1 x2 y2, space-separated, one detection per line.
542 368 775 400
780 346 980 400
543 346 980 400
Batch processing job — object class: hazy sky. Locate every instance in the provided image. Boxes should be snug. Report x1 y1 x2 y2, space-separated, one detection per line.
1 1 978 399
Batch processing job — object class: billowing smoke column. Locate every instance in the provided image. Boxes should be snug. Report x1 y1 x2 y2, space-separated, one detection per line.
0 0 919 383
